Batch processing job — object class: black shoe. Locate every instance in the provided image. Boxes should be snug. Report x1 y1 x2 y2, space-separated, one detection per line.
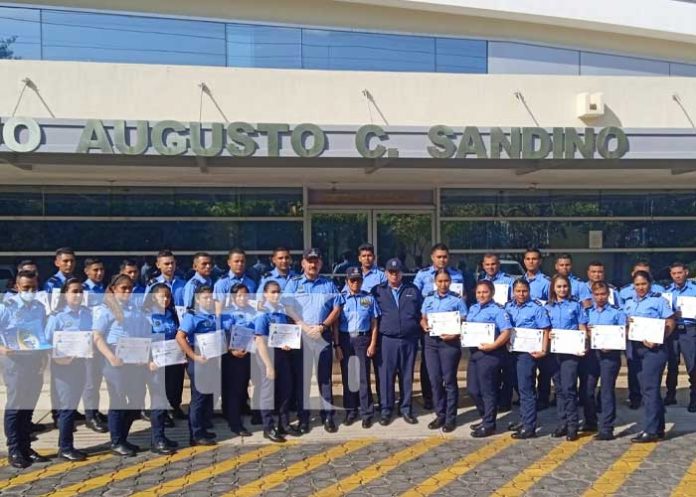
512 428 536 439
278 424 301 437
233 426 252 437
423 400 433 410
30 422 47 433
201 431 217 439
85 417 108 433
580 423 598 433
551 426 568 438
471 426 495 438
96 412 108 423
402 413 418 425
323 418 338 433
428 418 445 430
536 400 550 411
470 422 484 431
74 411 86 421
251 412 262 425
498 404 512 413
8 453 31 468
164 437 179 448
657 430 666 440
628 399 641 410
171 407 188 420
58 449 87 461
110 443 136 457
164 413 175 428
566 430 579 441
151 441 176 455
362 418 373 429
689 399 696 413
631 432 659 443
442 422 456 433
594 432 615 441
190 437 217 446
396 405 402 416
379 415 392 426
512 399 520 406
507 422 523 432
298 422 311 435
140 410 151 422
123 441 140 453
27 449 50 463
344 414 358 426
263 428 286 443
664 394 677 406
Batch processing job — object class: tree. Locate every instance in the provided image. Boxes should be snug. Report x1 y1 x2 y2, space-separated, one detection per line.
0 36 18 60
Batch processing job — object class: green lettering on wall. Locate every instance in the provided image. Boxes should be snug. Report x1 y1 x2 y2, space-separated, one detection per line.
76 120 113 154
114 120 148 155
152 120 188 155
355 124 387 159
257 123 289 157
522 127 552 159
456 127 487 158
564 128 595 159
291 123 326 158
490 127 521 159
427 125 456 159
226 122 257 157
597 126 629 159
190 122 224 157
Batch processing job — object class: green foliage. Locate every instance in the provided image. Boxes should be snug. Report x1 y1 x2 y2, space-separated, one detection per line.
0 36 18 60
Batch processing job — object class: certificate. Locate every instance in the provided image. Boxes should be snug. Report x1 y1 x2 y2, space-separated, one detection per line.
432 282 464 296
151 339 186 367
590 325 626 351
175 306 188 324
53 331 93 358
195 330 226 358
229 325 256 353
550 329 586 355
662 292 673 308
677 296 696 320
268 323 302 349
115 337 151 364
628 316 665 344
1 320 51 352
493 284 510 305
428 311 461 337
461 322 495 348
510 328 544 353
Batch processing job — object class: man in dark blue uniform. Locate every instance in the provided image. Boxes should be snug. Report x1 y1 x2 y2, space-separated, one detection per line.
214 248 258 315
43 247 76 312
371 258 423 426
182 253 214 310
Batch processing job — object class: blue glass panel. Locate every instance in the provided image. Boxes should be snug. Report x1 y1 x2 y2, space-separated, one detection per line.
0 6 41 59
435 37 486 73
41 10 226 66
226 23 301 68
670 62 696 77
302 29 435 71
581 51 669 76
488 41 578 75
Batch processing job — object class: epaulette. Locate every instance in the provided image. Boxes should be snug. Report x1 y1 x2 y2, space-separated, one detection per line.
620 284 632 291
291 275 303 281
262 272 273 279
426 291 436 297
534 299 545 305
418 267 430 272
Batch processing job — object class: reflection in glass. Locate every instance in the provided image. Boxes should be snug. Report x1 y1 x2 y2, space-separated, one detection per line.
311 213 369 274
376 213 432 271
227 23 301 68
0 6 41 59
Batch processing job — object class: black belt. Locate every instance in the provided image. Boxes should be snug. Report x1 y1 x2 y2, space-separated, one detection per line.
343 331 370 336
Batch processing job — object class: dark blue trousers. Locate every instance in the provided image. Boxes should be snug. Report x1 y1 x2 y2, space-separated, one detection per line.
537 355 555 405
339 333 375 420
579 351 600 427
297 331 334 423
468 349 502 429
258 348 292 431
164 363 186 410
552 354 580 430
186 359 218 441
221 353 250 431
633 344 667 435
678 325 696 400
103 361 146 446
583 350 621 433
83 354 104 419
665 334 680 397
147 367 169 445
424 335 461 424
626 345 642 404
516 352 541 431
3 354 44 456
379 335 417 417
499 349 517 407
52 359 85 452
419 335 432 405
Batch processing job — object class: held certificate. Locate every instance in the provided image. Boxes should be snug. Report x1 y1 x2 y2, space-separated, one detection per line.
628 316 666 344
677 295 696 320
52 331 93 359
151 339 186 367
115 337 151 364
175 306 188 324
268 323 302 349
428 311 461 337
661 292 673 308
195 330 226 358
229 325 256 353
432 282 464 296
590 325 626 350
460 322 495 348
550 329 586 355
510 328 544 353
493 284 510 305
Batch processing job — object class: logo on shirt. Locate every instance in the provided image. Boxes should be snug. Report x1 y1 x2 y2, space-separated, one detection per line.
360 298 371 308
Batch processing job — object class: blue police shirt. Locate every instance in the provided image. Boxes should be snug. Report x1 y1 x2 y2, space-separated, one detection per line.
587 304 626 326
413 266 465 297
480 271 517 302
578 281 621 307
665 280 696 327
179 309 219 345
619 282 667 303
45 306 93 341
224 304 257 330
44 271 69 294
523 272 550 301
148 308 179 341
93 302 149 345
182 273 213 310
341 266 387 294
144 275 186 307
82 280 105 308
253 303 292 337
256 268 298 299
545 298 588 330
504 299 551 329
467 301 512 339
213 272 258 302
568 274 585 300
339 290 380 333
421 291 468 320
283 274 341 325
0 295 47 349
623 292 674 320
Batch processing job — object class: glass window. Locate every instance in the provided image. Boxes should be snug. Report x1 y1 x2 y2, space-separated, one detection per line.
302 29 435 72
0 6 41 60
226 23 301 68
41 10 226 66
488 42 578 75
580 52 669 76
670 62 696 77
435 38 486 73
0 186 43 215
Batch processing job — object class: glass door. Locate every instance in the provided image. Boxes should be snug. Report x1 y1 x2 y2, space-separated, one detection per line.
374 211 434 276
309 211 370 277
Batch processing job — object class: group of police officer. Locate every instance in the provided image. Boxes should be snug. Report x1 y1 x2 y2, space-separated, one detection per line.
0 243 695 469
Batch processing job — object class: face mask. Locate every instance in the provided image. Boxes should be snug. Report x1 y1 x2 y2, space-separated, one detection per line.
18 291 36 303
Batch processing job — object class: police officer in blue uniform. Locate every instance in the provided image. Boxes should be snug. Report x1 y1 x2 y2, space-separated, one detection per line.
44 247 77 312
120 259 146 306
283 248 342 433
143 283 180 454
466 280 513 437
620 261 666 410
623 270 675 443
256 247 298 302
337 267 380 428
144 250 186 307
1 270 50 468
506 279 552 439
413 243 464 411
665 262 696 412
93 274 149 457
214 248 257 316
82 257 106 307
182 252 214 310
554 254 584 301
420 269 467 432
371 258 423 426
3 260 40 304
585 281 627 440
578 261 621 309
479 253 517 411
546 274 588 441
176 285 221 446
46 278 93 461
